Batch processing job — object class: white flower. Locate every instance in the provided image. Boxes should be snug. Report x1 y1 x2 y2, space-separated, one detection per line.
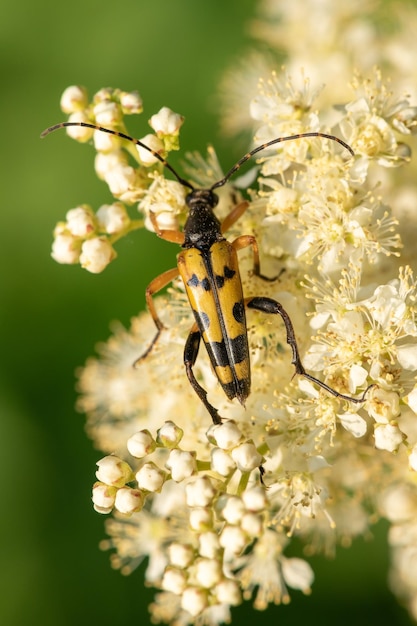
185 476 216 507
215 579 241 606
60 85 88 113
96 203 130 234
231 442 263 473
195 558 222 588
210 447 236 476
165 449 197 482
162 567 187 594
135 462 166 492
127 430 156 458
91 482 117 513
51 232 81 264
168 543 194 568
114 487 144 515
149 106 184 136
181 587 208 617
281 557 314 592
198 532 221 559
208 421 243 449
79 237 117 273
65 205 96 237
157 421 184 448
374 423 404 452
93 100 122 126
66 111 93 142
95 455 133 486
136 133 165 165
119 90 143 115
219 525 247 555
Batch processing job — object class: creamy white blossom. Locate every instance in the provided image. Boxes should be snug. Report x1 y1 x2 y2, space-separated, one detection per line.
47 18 417 621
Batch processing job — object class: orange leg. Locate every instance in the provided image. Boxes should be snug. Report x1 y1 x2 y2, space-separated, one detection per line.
232 234 277 281
134 266 179 365
220 201 249 234
150 211 185 244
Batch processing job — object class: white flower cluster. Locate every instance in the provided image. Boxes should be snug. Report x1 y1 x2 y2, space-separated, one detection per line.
50 86 187 273
91 419 317 622
60 68 417 624
48 6 417 620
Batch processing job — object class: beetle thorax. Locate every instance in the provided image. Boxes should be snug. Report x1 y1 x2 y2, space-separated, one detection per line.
183 189 223 249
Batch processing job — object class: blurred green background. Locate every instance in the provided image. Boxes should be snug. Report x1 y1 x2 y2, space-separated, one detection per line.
1 0 413 624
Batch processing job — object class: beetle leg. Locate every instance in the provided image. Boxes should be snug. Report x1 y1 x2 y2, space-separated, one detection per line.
232 234 277 282
246 296 370 404
220 201 250 234
134 267 180 365
184 323 222 424
150 211 185 244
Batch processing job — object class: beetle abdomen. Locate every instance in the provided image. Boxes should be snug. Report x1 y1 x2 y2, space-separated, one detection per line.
178 241 250 404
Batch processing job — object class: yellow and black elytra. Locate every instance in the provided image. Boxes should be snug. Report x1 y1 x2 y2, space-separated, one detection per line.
42 121 370 425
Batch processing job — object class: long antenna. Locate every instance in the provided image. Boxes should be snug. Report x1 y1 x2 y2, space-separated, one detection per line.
41 123 354 192
40 121 195 190
210 132 354 191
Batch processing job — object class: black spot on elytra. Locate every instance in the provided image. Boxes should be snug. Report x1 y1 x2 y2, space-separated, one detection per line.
215 275 225 288
232 301 245 324
224 266 236 279
187 274 199 288
194 310 210 331
187 274 211 291
215 265 236 288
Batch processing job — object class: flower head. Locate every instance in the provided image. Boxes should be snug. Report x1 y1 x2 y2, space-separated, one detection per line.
45 10 417 619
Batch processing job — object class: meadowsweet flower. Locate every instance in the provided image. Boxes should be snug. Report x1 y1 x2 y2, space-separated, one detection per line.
46 8 417 620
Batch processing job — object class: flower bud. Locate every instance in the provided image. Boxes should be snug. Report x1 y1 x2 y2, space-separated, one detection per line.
93 100 121 126
219 525 247 555
95 455 133 486
136 134 165 165
51 232 81 264
215 579 241 606
189 507 213 532
114 487 144 515
374 423 404 452
119 90 143 115
210 447 236 476
218 495 245 525
162 567 187 595
96 203 130 234
208 420 243 449
409 444 417 472
168 543 194 568
149 107 184 136
165 449 196 482
135 462 166 492
195 558 222 588
198 532 221 559
127 430 157 458
66 111 93 142
241 486 267 512
231 441 263 473
241 512 263 537
185 476 216 507
80 237 117 273
181 587 208 617
60 85 88 114
157 421 183 448
92 481 117 513
66 205 96 237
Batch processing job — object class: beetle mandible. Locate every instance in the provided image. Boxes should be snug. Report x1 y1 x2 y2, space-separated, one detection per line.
42 121 370 424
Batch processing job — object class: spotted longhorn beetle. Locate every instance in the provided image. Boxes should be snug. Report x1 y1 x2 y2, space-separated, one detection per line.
42 121 370 425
